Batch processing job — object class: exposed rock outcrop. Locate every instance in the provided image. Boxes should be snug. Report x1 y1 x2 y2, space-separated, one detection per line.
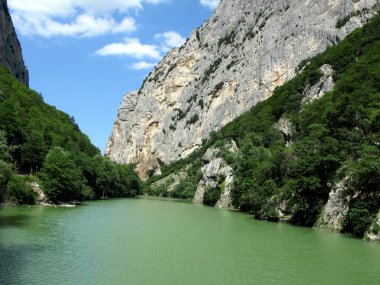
302 64 335 105
274 64 335 147
365 211 380 242
106 0 378 179
0 0 28 85
150 165 190 193
193 141 237 209
274 116 295 147
315 178 351 231
30 181 47 205
277 200 293 221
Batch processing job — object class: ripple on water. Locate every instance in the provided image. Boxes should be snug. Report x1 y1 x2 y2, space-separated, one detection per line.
1 199 380 285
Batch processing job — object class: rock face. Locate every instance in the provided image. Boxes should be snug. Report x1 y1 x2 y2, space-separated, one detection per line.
274 116 295 147
150 165 189 193
0 0 28 85
193 141 237 209
30 181 47 205
106 0 378 179
315 178 351 231
365 211 380 242
302 64 335 105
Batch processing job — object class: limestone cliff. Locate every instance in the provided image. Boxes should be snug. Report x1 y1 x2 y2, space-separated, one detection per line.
0 0 28 86
106 0 378 179
315 178 351 231
193 141 238 209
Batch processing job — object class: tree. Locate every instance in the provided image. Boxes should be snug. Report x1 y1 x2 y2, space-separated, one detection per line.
40 147 83 202
0 130 11 162
6 175 36 204
0 160 12 202
0 130 13 202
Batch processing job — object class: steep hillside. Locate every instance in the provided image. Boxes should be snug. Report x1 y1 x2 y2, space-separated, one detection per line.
0 0 28 85
0 2 143 204
148 12 380 240
106 0 378 179
0 66 99 172
0 66 144 204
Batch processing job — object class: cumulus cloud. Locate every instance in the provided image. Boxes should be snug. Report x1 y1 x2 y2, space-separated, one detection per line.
130 61 157 70
200 0 220 9
155 31 186 52
95 31 185 60
8 0 164 37
95 38 161 59
11 13 137 38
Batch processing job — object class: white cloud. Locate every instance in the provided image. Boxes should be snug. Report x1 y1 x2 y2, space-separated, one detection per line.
8 0 164 38
112 18 137 34
155 31 186 52
130 61 157 70
95 30 185 60
200 0 220 9
11 13 137 38
95 38 161 59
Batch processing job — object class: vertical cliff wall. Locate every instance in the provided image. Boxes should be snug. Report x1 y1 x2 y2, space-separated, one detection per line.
106 0 378 179
0 0 28 86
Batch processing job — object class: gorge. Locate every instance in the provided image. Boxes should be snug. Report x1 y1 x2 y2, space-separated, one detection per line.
106 0 380 241
0 0 380 283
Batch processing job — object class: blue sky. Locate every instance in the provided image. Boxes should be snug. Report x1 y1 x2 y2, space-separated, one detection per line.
8 0 220 152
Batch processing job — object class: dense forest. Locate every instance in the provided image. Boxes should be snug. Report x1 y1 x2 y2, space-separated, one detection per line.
0 66 143 205
147 13 380 237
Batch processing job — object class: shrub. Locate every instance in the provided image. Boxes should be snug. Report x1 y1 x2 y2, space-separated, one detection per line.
373 223 380 235
186 114 199 126
201 58 222 84
203 186 221 206
198 99 204 109
7 175 36 205
343 205 372 237
0 160 12 202
169 124 176 131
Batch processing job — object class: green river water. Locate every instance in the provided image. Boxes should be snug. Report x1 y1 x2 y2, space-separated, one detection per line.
0 198 379 285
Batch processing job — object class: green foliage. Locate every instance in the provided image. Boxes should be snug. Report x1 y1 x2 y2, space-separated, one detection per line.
171 181 198 199
218 13 380 228
0 130 12 162
373 223 380 235
39 148 143 203
220 181 226 193
335 10 366 29
187 94 197 104
198 99 204 109
0 65 145 205
40 147 84 202
172 108 187 121
0 130 13 202
147 14 380 235
203 186 221 206
0 160 12 203
245 29 258 41
343 200 374 237
6 175 36 205
345 145 380 195
0 67 99 173
74 153 143 199
169 124 176 131
201 58 222 84
196 30 201 42
226 60 238 71
93 156 142 198
186 114 199 126
218 31 236 47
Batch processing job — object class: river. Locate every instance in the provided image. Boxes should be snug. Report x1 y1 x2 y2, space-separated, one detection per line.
0 198 379 284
